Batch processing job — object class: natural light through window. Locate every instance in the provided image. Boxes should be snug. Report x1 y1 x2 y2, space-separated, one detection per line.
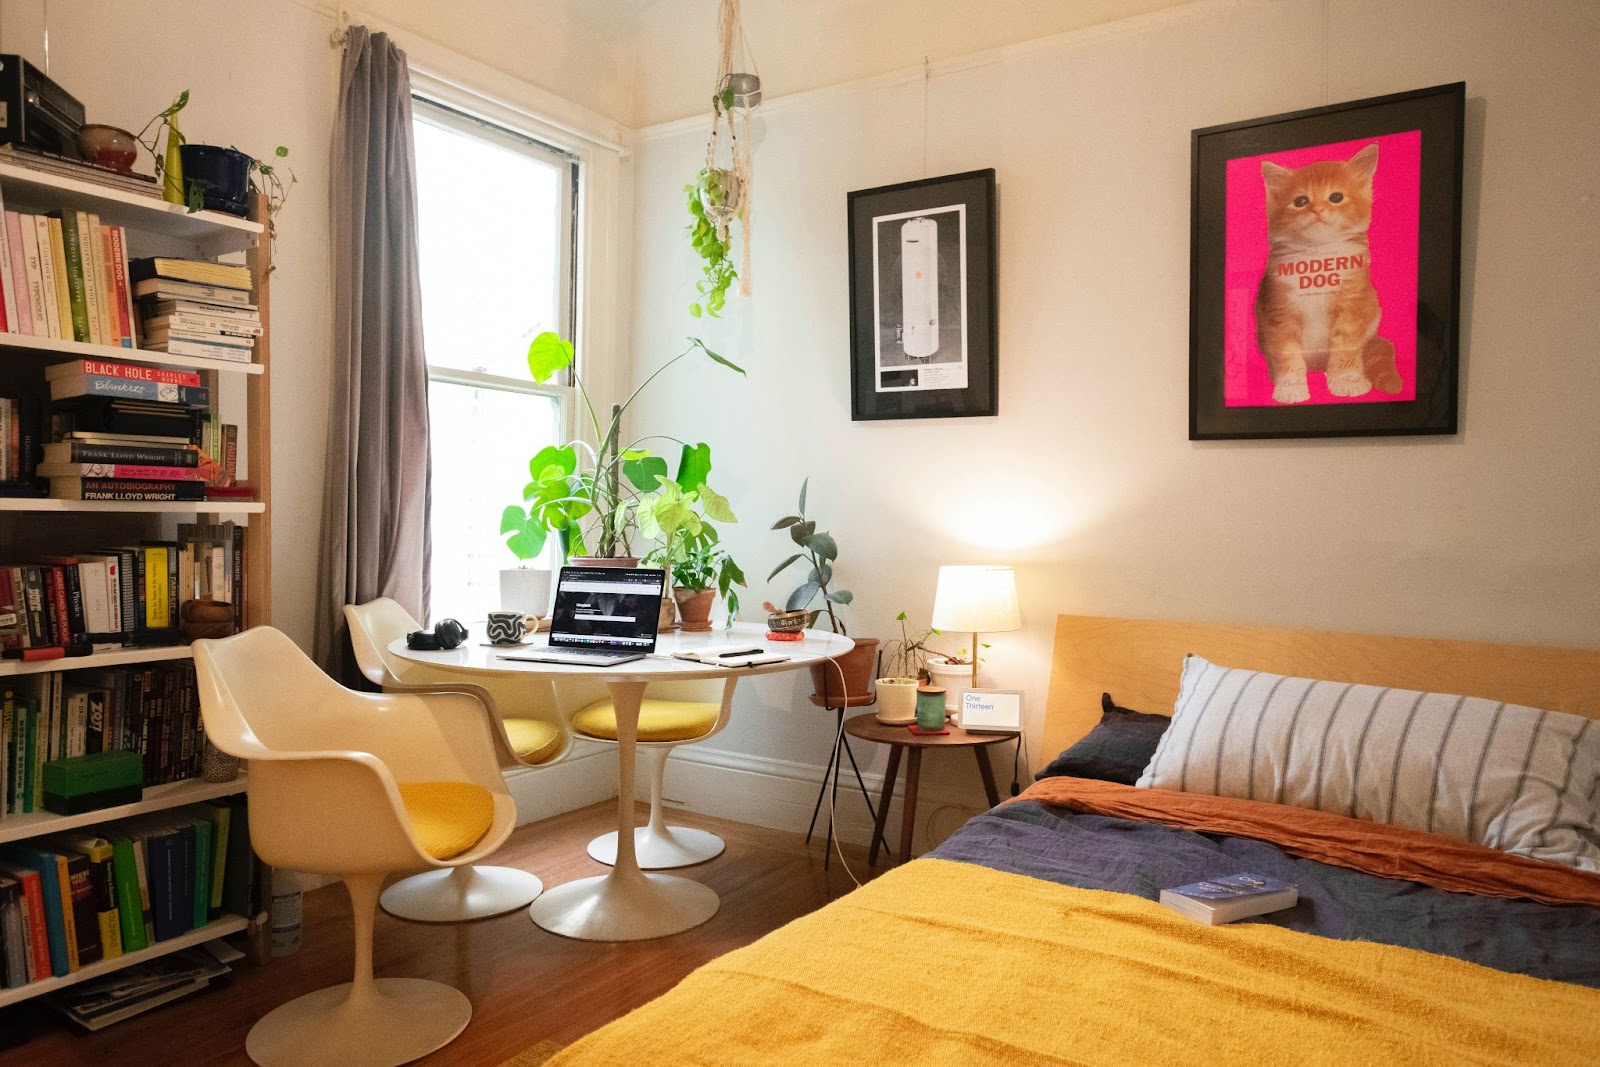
413 97 576 625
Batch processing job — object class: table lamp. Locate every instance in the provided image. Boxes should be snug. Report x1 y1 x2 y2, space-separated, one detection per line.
930 565 1022 687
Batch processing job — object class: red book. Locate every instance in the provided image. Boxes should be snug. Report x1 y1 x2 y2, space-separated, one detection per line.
44 565 71 646
204 484 256 499
36 463 206 481
44 359 201 387
107 225 134 348
0 863 51 982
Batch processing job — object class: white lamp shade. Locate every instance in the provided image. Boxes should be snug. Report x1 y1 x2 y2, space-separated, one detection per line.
930 565 1021 634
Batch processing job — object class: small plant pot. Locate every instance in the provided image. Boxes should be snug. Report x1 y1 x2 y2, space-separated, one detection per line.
179 144 252 216
499 568 552 618
875 677 918 724
673 588 715 632
699 167 743 222
809 637 880 706
926 660 975 711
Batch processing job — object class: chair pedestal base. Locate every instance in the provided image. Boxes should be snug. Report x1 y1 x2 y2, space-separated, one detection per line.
246 977 470 1067
529 866 719 941
587 825 726 869
380 864 543 922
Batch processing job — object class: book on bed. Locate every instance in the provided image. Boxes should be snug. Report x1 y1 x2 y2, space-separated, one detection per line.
1159 873 1298 925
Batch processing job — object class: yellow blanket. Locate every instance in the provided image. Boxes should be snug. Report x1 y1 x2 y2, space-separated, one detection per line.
554 859 1599 1066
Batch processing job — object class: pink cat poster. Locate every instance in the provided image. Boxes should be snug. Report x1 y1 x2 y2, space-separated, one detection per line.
1189 83 1464 440
1222 131 1421 407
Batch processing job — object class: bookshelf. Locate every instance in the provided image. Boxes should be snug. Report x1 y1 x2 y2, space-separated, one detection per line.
0 160 272 1006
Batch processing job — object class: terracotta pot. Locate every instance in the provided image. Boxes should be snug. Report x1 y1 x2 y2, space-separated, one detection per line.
809 637 880 705
673 588 715 632
568 555 640 568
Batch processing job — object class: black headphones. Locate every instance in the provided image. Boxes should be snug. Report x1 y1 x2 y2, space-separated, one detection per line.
406 618 468 650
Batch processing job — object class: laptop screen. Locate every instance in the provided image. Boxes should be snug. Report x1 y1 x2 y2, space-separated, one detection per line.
548 567 665 651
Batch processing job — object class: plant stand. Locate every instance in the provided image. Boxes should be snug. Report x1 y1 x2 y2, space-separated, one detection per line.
804 692 880 870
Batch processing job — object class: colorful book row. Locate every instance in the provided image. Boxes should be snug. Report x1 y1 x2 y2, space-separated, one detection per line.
0 196 138 349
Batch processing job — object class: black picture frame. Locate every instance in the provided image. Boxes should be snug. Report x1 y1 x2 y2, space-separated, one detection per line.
1189 83 1464 440
848 169 997 421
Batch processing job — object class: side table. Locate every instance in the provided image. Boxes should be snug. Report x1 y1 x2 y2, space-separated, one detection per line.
843 715 1019 866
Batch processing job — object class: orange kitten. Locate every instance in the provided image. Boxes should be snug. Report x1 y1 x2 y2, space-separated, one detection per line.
1255 144 1401 403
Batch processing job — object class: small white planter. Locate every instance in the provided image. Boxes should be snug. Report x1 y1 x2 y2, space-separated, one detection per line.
499 568 553 619
875 677 919 724
925 660 976 711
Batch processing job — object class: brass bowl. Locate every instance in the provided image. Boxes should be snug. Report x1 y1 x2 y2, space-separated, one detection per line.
766 608 816 633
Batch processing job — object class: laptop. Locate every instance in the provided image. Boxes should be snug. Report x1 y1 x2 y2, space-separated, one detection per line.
500 565 664 666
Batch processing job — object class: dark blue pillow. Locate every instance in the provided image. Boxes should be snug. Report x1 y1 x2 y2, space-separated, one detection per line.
1035 693 1170 785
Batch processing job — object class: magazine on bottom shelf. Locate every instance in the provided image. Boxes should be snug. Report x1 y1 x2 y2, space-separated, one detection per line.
49 945 230 1031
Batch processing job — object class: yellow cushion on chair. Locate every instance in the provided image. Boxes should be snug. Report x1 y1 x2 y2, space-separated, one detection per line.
397 782 495 860
571 699 719 743
503 718 563 764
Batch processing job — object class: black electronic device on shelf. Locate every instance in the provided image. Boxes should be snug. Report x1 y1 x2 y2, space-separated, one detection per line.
0 54 86 159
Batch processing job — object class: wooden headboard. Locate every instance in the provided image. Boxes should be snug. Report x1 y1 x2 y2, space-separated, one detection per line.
1041 614 1600 761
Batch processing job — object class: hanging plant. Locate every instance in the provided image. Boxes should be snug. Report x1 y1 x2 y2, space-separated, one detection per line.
686 0 759 318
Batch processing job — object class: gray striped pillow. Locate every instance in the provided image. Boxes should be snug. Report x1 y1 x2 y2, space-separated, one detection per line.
1136 655 1600 872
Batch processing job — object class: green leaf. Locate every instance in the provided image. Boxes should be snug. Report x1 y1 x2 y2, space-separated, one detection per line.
689 303 703 318
771 516 800 530
505 527 546 561
808 562 832 587
698 484 736 523
499 505 527 535
674 442 712 493
786 582 819 611
896 611 908 622
622 454 668 492
767 553 802 581
788 520 816 546
687 337 745 375
275 145 288 157
808 531 837 562
527 332 575 382
828 589 854 605
798 478 808 514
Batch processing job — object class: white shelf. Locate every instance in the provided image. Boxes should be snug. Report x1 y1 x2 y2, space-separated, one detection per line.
0 644 193 677
0 914 250 1008
0 332 262 374
0 159 261 258
0 498 264 514
0 775 247 845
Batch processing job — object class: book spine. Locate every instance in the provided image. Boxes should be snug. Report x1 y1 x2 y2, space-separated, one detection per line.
21 698 37 813
110 839 147 952
155 300 260 322
2 692 15 815
16 871 50 981
49 442 199 466
64 854 100 966
0 568 18 650
59 563 86 643
0 882 23 988
88 850 121 959
74 212 104 345
3 213 31 335
101 227 127 346
21 566 46 647
145 547 170 628
148 834 183 942
46 566 71 646
47 217 73 342
50 377 210 405
56 210 92 343
232 523 245 632
222 424 238 482
112 227 138 349
51 479 207 502
18 217 49 336
134 279 252 304
89 215 116 346
153 314 263 336
143 336 255 362
0 189 15 332
46 463 203 480
47 359 202 385
32 215 61 340
52 854 79 971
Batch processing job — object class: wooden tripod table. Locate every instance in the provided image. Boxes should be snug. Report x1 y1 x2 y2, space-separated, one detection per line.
843 715 1019 866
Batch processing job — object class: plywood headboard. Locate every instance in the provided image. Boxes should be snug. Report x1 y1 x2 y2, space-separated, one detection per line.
1041 614 1600 762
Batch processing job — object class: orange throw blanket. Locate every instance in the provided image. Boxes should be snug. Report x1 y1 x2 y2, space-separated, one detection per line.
1016 776 1600 907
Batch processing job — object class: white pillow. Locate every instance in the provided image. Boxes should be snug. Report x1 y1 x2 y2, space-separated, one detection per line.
1137 655 1600 872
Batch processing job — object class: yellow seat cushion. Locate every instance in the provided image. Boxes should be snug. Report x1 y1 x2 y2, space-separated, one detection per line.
504 717 563 764
397 781 495 860
571 699 719 743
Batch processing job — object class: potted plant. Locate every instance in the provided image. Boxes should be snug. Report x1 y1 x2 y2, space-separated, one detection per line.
876 612 941 724
770 479 879 704
686 167 739 318
636 453 743 632
499 332 744 568
652 537 746 632
926 643 989 710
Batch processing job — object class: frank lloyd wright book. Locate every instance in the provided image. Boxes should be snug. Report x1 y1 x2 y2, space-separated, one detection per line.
1159 873 1298 925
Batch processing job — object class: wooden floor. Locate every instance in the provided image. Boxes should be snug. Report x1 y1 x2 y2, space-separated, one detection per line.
0 803 882 1066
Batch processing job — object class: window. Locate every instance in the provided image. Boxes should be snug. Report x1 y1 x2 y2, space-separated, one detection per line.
412 96 577 624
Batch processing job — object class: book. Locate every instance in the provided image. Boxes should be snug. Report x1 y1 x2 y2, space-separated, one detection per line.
0 861 51 981
100 227 128 346
132 278 253 306
48 376 210 405
51 396 202 440
102 829 149 952
64 430 194 447
141 336 255 364
0 845 73 975
139 298 260 323
50 833 122 961
3 212 30 335
42 440 199 467
52 208 92 342
0 144 161 197
86 212 114 346
0 875 24 987
109 226 138 348
1158 873 1299 925
129 257 253 291
141 325 254 351
46 216 73 341
46 359 202 387
0 189 15 333
49 477 208 502
18 213 49 336
49 947 228 1031
33 215 62 340
38 463 207 481
141 312 263 338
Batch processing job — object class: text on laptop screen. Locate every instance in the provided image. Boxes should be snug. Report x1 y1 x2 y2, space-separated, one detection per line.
549 568 664 649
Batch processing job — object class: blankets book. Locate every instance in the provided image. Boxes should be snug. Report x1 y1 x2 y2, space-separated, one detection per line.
1159 873 1299 925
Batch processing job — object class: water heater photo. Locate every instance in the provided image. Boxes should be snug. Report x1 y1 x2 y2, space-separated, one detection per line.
900 217 939 359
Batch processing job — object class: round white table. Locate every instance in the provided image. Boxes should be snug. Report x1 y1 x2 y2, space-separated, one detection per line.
388 622 853 941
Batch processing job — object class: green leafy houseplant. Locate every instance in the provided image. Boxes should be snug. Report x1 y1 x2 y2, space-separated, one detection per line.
769 478 853 635
638 462 745 630
686 167 739 318
499 331 745 562
881 612 942 681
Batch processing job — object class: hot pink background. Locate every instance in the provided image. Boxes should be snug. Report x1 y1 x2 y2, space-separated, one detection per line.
1222 130 1421 407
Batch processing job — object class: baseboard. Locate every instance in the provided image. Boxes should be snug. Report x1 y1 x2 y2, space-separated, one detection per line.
505 740 618 824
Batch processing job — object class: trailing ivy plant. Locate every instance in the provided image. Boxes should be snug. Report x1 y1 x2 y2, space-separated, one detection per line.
686 168 738 318
769 478 853 635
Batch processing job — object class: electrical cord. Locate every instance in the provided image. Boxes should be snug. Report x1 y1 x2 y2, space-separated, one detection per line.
1011 730 1029 797
820 652 864 889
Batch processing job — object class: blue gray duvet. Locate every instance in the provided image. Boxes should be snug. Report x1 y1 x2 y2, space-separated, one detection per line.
927 799 1600 988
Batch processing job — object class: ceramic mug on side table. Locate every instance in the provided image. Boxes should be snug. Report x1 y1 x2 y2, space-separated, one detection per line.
486 611 527 645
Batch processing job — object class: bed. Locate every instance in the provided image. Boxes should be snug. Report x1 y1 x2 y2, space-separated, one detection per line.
551 615 1600 1065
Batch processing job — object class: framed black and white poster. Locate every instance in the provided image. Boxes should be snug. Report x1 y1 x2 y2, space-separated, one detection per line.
1190 83 1464 440
848 169 997 420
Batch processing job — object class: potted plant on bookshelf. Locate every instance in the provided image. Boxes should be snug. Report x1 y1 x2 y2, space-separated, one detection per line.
876 612 941 724
499 332 745 569
770 479 879 704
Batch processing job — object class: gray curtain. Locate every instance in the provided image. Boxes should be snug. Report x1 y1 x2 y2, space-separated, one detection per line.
314 27 431 674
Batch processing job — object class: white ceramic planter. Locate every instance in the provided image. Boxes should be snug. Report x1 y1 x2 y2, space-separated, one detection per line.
875 677 919 724
499 568 553 619
925 661 976 711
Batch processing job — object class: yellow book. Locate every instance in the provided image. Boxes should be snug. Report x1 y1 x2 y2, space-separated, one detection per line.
144 546 170 629
51 833 122 960
46 217 72 341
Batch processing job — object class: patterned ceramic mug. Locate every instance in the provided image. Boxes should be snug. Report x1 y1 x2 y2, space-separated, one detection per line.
486 611 527 645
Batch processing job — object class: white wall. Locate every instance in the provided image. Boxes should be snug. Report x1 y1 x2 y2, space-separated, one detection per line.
0 0 340 651
627 0 1600 849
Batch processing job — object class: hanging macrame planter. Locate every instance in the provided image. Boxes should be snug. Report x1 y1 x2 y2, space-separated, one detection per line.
687 0 759 318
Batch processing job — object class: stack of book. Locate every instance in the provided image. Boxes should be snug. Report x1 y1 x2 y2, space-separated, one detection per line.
0 143 163 200
0 796 262 996
0 523 246 657
50 947 231 1031
43 358 209 502
131 258 258 364
0 187 138 348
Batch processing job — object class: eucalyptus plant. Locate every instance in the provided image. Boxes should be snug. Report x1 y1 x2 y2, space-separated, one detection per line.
769 478 852 635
